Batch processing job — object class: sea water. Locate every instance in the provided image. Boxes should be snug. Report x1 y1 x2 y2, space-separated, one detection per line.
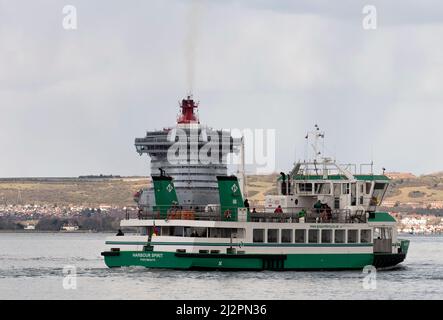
0 233 441 300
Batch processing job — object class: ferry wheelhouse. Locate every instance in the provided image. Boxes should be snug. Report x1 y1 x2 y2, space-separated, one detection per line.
102 159 409 270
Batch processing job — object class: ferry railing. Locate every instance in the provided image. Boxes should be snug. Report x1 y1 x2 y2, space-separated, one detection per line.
128 206 368 224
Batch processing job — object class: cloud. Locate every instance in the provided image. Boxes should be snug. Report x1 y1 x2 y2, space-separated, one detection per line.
0 0 443 176
228 0 443 26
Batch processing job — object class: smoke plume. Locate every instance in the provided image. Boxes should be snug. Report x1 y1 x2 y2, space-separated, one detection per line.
184 0 204 95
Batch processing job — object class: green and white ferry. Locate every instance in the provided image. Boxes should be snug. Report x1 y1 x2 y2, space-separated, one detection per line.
102 155 409 271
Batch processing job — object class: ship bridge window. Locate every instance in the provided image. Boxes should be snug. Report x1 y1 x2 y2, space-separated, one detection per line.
298 183 313 193
374 227 392 240
321 230 332 243
315 183 331 195
365 182 372 194
267 229 279 243
374 182 387 190
361 229 372 243
334 229 345 243
347 230 358 243
281 229 292 243
372 183 388 204
295 229 306 243
351 183 357 206
333 183 341 196
342 183 350 195
253 229 265 243
308 229 319 243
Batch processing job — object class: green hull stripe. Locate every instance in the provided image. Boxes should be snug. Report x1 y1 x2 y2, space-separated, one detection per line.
103 251 374 270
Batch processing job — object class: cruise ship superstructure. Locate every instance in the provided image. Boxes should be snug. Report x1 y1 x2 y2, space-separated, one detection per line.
134 96 241 209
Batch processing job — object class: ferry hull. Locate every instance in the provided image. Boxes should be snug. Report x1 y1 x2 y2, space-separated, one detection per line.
101 251 403 270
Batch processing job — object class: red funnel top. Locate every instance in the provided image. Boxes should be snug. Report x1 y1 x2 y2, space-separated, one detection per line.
177 96 199 124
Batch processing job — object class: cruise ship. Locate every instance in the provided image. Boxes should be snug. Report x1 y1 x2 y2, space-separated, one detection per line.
133 96 241 209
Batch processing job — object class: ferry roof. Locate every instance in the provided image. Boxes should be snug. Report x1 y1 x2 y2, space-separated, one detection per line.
291 174 390 181
368 212 396 223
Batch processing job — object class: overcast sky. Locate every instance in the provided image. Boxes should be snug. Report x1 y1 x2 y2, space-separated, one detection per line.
1 0 443 177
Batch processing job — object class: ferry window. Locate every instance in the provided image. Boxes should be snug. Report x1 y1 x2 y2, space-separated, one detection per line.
361 229 372 243
333 184 341 196
334 229 345 243
334 197 340 209
267 229 279 243
221 228 233 238
315 183 331 195
209 228 238 238
161 226 170 236
342 184 350 195
321 230 332 243
253 229 265 243
351 183 357 206
374 227 391 239
298 183 313 193
365 182 372 195
308 229 319 243
347 230 358 243
295 229 306 243
374 182 387 190
208 228 219 238
281 229 292 243
184 227 207 238
374 227 381 239
372 183 388 203
235 229 245 238
172 226 184 237
381 228 392 239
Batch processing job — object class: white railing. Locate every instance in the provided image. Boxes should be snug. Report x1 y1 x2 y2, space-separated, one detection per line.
128 206 368 224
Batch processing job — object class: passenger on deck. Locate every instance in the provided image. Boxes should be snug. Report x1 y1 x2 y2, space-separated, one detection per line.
274 205 283 213
298 209 306 223
320 203 332 222
320 209 327 222
314 200 323 214
326 205 333 221
116 229 124 236
252 208 257 214
244 199 250 208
